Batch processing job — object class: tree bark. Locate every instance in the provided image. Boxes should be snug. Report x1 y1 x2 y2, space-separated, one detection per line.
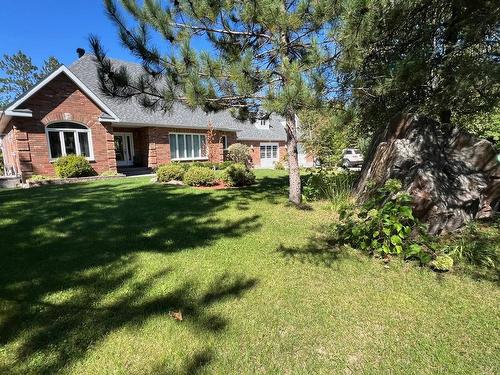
286 113 302 205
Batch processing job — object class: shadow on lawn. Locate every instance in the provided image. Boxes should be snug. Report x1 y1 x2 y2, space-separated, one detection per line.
0 175 284 373
276 226 346 268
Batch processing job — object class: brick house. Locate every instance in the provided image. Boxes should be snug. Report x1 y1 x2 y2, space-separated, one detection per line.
0 54 313 179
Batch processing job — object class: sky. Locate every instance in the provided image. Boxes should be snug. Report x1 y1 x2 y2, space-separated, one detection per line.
0 0 209 67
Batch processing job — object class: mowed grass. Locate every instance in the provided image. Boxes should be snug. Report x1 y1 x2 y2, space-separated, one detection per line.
0 170 498 374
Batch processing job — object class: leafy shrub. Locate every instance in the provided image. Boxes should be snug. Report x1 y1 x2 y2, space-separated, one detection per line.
227 143 251 166
183 166 216 186
157 163 185 182
222 163 256 187
329 179 430 262
54 155 95 178
430 255 454 271
274 161 285 170
303 168 356 209
28 174 50 182
100 171 119 177
218 161 235 170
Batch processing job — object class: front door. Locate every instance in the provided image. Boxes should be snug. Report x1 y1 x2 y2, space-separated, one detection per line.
114 132 134 167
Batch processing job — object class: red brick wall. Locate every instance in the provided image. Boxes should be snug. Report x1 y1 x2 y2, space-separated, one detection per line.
146 127 237 168
7 73 116 178
1 124 19 175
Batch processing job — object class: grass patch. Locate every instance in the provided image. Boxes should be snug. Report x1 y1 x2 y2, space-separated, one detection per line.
0 170 498 374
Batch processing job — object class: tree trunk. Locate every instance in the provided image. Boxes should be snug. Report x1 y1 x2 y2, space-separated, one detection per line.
286 113 302 205
355 113 500 234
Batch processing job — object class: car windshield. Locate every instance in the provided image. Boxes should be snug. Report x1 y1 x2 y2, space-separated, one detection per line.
353 149 361 155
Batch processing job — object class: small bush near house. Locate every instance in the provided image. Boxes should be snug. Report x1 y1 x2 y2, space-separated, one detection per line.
227 143 251 166
0 151 4 175
328 179 430 263
222 163 256 187
100 171 120 177
54 155 95 178
27 175 50 182
218 161 235 170
157 163 185 182
274 161 285 170
179 161 211 170
183 166 216 186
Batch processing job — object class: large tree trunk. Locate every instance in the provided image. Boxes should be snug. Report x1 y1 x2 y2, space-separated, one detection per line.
286 113 302 205
355 113 500 235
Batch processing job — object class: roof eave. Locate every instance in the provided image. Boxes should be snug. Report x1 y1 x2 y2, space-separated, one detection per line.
112 121 239 132
0 111 12 134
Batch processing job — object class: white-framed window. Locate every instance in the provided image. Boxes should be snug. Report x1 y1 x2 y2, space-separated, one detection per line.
260 144 278 159
46 122 94 160
169 133 207 161
256 118 270 129
220 135 228 150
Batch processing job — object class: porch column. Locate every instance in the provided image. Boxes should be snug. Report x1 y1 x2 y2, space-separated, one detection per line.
104 124 117 172
147 127 158 168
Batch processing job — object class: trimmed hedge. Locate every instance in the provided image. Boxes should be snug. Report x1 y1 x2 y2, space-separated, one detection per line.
157 163 185 182
54 155 95 178
178 161 235 170
183 166 217 186
222 163 256 187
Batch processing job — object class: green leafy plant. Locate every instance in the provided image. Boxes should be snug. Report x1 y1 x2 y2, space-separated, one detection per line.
218 161 235 170
429 255 454 271
443 221 498 269
100 171 119 177
227 143 251 166
274 161 285 170
303 168 356 209
157 163 185 182
53 155 95 178
330 179 430 262
183 166 216 186
27 174 50 182
222 163 256 187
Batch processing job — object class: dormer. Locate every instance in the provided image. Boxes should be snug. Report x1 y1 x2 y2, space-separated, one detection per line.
256 118 270 130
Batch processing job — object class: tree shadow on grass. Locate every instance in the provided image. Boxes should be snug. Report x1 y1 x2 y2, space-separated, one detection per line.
276 226 347 268
0 178 268 373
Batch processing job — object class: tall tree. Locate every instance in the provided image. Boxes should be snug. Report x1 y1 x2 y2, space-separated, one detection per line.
0 51 61 108
335 0 500 131
91 0 340 204
36 56 62 80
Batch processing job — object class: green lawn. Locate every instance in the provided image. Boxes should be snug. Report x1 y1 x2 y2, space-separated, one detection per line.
0 170 498 374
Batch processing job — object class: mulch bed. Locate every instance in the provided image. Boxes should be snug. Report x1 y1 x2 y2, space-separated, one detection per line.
193 180 229 190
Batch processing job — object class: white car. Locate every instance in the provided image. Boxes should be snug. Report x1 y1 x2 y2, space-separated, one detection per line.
342 148 364 168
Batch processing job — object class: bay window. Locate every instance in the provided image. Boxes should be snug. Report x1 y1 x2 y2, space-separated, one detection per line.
169 133 207 160
46 122 93 160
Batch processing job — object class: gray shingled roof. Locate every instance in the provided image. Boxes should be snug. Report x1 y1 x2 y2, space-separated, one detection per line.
69 54 286 140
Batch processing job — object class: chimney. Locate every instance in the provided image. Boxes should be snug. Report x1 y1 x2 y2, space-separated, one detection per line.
76 48 85 58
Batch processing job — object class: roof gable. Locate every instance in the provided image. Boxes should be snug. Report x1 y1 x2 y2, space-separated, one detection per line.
4 65 119 121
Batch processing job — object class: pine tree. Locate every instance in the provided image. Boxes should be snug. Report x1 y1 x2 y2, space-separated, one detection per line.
90 0 340 204
0 51 61 108
335 0 500 131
